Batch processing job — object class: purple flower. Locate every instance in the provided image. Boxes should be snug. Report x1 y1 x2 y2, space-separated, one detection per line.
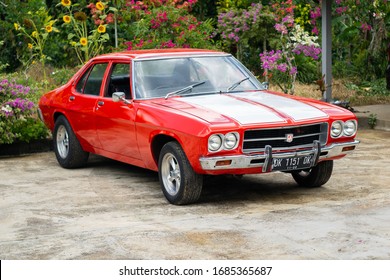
290 67 298 75
277 63 288 72
293 44 322 60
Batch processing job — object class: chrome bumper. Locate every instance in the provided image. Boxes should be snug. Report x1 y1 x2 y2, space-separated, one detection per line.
199 140 360 171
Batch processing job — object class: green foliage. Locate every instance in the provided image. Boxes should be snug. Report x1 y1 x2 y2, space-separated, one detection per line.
57 1 114 64
216 0 252 12
121 1 215 50
295 54 319 84
0 0 47 72
368 113 377 129
216 3 275 74
10 117 49 143
14 7 59 84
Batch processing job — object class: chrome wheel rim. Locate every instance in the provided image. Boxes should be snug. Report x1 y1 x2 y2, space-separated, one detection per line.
56 125 69 159
161 153 181 196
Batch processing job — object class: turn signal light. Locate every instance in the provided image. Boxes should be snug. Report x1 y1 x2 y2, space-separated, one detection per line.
215 160 232 167
342 146 356 152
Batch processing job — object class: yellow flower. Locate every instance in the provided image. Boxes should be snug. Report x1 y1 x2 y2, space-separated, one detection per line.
32 31 38 38
80 37 88 46
97 24 106 33
96 1 105 10
63 15 71 23
74 11 87 22
28 43 33 49
61 0 71 7
45 25 53 33
14 23 19 30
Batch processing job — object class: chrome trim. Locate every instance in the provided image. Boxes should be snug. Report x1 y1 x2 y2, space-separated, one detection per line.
242 122 328 153
199 140 359 171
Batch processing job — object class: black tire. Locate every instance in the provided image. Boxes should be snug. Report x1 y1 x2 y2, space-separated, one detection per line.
158 141 203 205
53 115 89 169
291 160 333 188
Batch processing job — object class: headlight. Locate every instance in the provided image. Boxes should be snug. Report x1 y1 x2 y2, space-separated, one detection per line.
223 132 238 149
331 121 343 138
344 120 357 136
208 134 222 152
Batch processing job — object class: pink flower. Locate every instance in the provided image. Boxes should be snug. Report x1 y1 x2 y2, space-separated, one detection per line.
125 41 133 50
275 23 288 35
361 23 372 32
106 13 114 24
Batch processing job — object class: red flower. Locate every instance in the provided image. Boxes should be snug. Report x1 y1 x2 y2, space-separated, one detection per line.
106 13 114 24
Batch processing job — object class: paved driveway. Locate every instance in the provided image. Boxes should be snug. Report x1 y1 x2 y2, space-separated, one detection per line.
1 129 389 259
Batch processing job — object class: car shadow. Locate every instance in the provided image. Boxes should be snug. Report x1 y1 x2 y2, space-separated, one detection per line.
84 155 330 205
199 174 330 205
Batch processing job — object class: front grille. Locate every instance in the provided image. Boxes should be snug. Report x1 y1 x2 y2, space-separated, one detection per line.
243 123 328 153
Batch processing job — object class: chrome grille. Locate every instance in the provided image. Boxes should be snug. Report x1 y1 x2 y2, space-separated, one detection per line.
243 123 328 153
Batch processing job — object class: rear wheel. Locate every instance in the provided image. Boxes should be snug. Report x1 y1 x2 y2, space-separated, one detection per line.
291 160 333 188
53 116 89 168
158 141 203 205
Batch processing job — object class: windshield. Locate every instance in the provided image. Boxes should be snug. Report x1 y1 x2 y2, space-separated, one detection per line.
133 55 263 99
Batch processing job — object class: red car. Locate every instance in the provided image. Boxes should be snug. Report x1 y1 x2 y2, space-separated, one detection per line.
38 49 359 205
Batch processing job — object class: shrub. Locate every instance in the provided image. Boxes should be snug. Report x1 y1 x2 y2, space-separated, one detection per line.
121 0 215 50
0 79 48 144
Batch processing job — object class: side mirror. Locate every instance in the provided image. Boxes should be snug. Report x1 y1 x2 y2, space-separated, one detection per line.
112 92 131 104
262 82 269 90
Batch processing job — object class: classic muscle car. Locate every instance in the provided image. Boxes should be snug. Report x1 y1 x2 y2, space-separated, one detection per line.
38 48 359 205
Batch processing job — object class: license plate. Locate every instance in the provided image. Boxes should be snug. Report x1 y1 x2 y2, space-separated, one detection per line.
272 155 313 171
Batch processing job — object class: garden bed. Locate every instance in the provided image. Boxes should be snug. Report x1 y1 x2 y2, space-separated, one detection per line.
0 138 53 157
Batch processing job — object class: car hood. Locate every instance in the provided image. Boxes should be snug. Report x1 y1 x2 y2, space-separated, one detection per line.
155 91 332 126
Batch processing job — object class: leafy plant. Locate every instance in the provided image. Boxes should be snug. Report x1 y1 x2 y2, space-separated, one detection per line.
122 0 215 50
259 14 321 94
13 7 59 84
368 113 377 129
57 0 115 64
0 79 48 144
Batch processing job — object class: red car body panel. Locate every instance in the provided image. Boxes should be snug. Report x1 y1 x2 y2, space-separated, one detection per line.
39 49 359 176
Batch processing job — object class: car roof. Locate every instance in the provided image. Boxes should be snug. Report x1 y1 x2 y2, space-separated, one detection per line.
92 48 228 61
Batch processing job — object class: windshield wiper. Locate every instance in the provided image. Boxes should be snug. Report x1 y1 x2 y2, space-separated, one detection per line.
226 77 250 92
165 81 206 99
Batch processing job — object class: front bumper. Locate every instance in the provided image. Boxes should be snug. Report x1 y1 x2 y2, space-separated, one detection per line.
199 140 359 172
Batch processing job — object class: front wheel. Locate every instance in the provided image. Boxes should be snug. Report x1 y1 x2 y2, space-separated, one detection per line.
291 160 333 188
53 115 89 169
158 141 203 205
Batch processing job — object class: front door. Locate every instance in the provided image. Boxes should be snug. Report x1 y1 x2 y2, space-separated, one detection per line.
95 63 141 160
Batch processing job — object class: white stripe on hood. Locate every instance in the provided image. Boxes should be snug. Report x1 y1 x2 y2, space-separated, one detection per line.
181 92 328 125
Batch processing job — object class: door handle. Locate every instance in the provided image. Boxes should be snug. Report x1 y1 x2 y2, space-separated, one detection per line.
97 101 104 106
69 96 75 101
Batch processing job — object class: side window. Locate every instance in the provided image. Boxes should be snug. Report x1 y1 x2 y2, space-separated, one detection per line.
75 68 90 93
106 63 131 98
75 63 108 95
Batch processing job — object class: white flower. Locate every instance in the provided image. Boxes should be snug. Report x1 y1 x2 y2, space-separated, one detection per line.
288 25 319 48
1 105 12 113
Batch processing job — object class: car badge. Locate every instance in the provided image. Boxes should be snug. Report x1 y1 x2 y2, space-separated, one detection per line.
285 133 294 143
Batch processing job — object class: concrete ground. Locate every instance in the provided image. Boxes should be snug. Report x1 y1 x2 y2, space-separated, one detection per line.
0 128 390 260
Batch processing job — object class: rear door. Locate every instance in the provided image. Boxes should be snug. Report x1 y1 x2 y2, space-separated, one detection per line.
67 63 108 148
